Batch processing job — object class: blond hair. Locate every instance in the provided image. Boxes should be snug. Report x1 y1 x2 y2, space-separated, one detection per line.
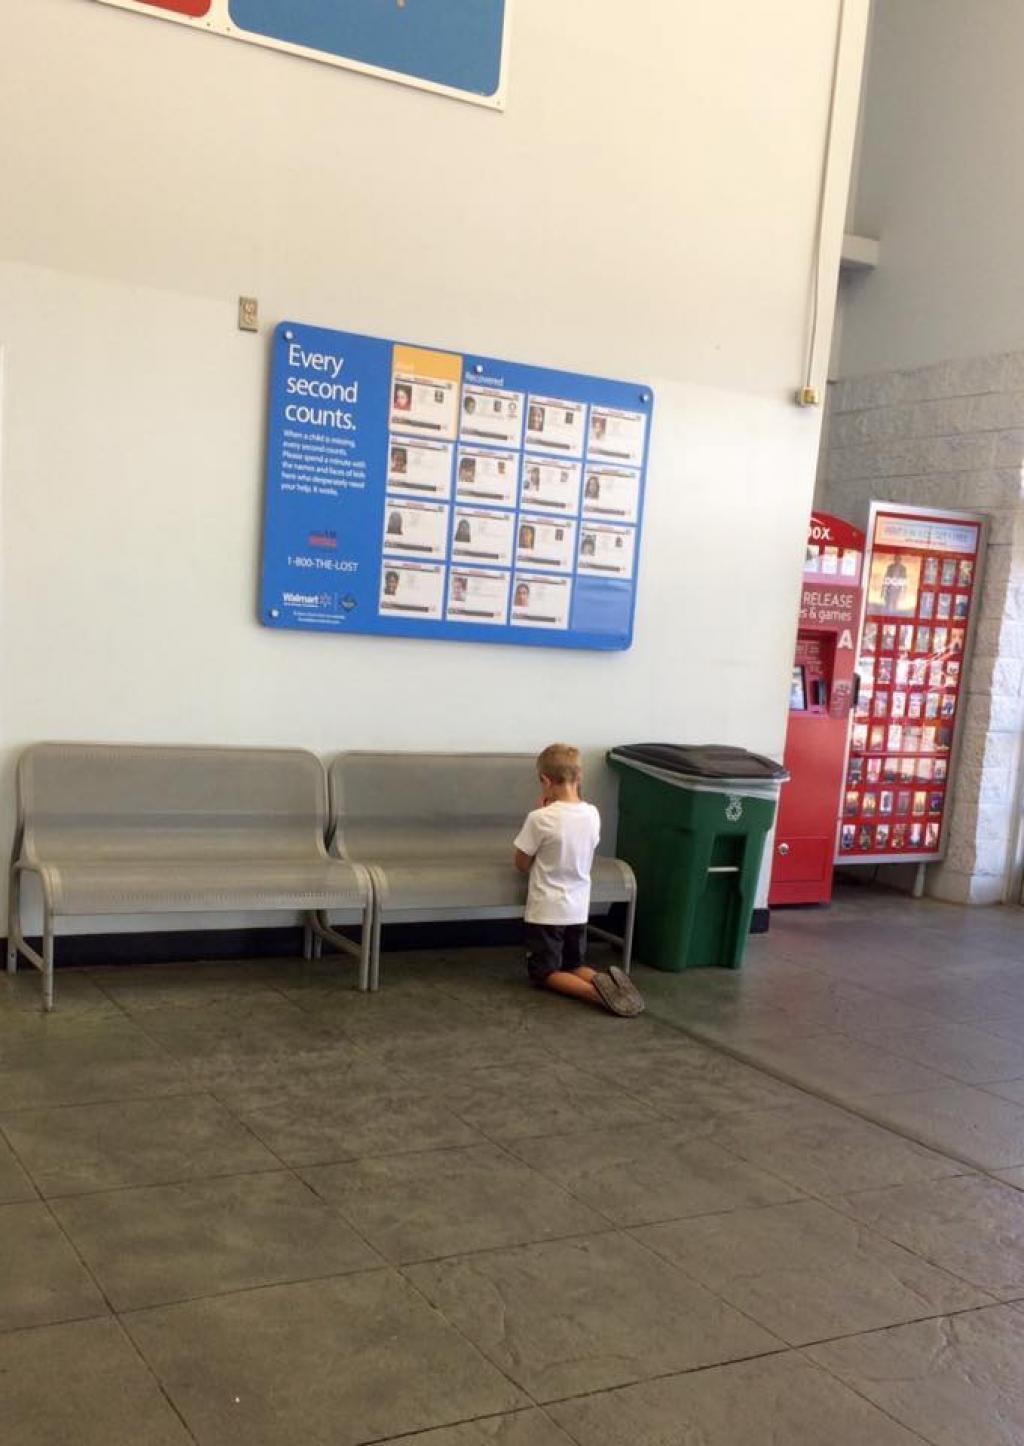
537 743 582 785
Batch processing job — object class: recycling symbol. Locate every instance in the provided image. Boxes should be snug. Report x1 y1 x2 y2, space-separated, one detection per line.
725 795 743 823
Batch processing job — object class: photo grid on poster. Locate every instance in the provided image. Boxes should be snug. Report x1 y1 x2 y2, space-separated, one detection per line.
381 367 646 633
840 515 979 861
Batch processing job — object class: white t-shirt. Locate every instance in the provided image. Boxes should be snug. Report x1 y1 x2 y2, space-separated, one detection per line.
514 801 601 925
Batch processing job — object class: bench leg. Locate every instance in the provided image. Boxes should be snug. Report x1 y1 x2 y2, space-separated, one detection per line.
587 898 636 975
42 915 55 1013
357 893 373 992
370 900 383 993
621 891 636 975
7 865 20 975
302 920 314 961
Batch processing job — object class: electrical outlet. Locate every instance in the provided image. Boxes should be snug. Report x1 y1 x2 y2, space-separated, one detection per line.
238 296 259 333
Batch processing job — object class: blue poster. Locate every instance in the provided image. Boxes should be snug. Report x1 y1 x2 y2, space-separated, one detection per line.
228 0 507 99
259 321 654 653
92 2 509 108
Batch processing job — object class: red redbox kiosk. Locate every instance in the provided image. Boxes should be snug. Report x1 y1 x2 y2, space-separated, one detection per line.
770 513 864 906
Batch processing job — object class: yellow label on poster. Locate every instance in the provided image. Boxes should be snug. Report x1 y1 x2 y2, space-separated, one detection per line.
390 346 463 442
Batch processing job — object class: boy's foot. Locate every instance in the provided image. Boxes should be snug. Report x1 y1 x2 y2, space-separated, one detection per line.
592 970 644 1017
608 965 645 1015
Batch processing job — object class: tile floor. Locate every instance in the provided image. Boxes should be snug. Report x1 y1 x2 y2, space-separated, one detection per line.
3 882 1024 1444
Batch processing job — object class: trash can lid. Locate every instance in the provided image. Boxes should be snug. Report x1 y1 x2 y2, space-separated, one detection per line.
608 743 788 782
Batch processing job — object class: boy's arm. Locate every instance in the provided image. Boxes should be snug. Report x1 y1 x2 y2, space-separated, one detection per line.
513 811 540 873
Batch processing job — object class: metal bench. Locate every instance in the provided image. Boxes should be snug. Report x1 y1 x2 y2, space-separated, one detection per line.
327 751 636 990
7 743 373 1010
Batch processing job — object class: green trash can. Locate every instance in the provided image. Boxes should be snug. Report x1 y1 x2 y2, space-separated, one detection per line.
608 744 788 972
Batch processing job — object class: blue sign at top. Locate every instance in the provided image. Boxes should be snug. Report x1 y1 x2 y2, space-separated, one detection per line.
91 1 510 108
228 0 508 100
260 321 654 653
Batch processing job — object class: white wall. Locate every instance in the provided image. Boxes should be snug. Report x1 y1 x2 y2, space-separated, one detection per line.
0 0 868 928
840 0 1024 376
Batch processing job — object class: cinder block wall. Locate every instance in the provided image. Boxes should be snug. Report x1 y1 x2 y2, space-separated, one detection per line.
818 354 1024 903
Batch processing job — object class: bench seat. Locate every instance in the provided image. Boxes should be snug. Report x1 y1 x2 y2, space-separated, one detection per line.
8 743 372 1010
368 854 634 916
24 857 368 917
329 751 636 990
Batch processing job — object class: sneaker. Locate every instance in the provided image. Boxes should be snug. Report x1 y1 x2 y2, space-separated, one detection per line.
592 970 644 1018
608 965 645 1015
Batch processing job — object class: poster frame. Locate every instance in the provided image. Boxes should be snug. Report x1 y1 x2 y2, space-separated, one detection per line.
258 319 653 653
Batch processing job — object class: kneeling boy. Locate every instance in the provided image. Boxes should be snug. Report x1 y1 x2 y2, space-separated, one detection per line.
514 743 643 1017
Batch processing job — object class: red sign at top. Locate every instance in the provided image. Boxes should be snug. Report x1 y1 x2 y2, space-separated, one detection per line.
805 511 865 584
139 0 210 16
809 512 865 553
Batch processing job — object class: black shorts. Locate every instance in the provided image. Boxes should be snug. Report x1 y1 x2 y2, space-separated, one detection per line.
525 922 587 986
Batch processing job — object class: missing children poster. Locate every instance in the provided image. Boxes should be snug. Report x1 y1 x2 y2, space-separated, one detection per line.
259 322 654 653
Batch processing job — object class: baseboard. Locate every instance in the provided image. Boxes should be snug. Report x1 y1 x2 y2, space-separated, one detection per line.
749 907 771 935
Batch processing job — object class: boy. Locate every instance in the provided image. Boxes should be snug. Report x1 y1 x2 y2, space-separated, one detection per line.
514 744 644 1017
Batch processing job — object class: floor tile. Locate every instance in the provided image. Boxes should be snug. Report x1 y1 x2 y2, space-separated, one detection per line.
387 1031 557 1089
225 1078 483 1166
88 960 285 1012
1 968 125 1024
731 1031 954 1101
881 977 1024 1026
866 1083 1024 1169
303 1143 603 1263
593 1047 810 1124
139 998 344 1062
0 1316 193 1444
181 1044 387 1102
0 1134 36 1202
0 1200 107 1330
635 1197 987 1346
405 1231 780 1402
969 1010 1024 1044
809 1304 1024 1446
548 1351 925 1445
437 1060 663 1142
0 1018 190 1109
428 968 554 1013
562 1029 733 1073
831 1174 1024 1299
710 1100 965 1194
310 992 499 1054
848 1021 1024 1085
675 1007 801 1046
124 1269 524 1446
511 1123 802 1226
198 1051 393 1109
526 1006 703 1064
725 989 942 1044
980 1076 1024 1105
373 1413 576 1446
52 1169 379 1309
1 1093 279 1197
